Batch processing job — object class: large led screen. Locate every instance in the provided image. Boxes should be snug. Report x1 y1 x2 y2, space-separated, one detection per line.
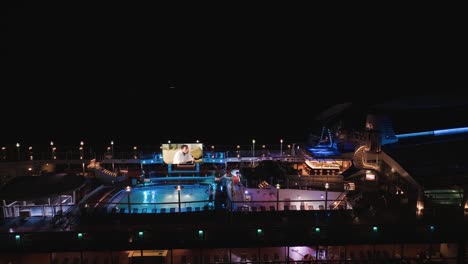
162 143 203 164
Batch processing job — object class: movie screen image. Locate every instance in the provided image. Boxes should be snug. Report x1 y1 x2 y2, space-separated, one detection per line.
162 143 203 164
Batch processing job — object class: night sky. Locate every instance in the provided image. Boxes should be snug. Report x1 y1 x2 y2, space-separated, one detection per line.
2 3 465 150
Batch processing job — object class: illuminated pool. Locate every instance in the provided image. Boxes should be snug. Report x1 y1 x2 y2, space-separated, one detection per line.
110 183 215 213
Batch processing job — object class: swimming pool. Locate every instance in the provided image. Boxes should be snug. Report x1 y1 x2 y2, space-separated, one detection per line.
110 183 214 213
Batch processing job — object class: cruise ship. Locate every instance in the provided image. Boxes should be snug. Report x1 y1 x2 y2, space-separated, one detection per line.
1 95 467 264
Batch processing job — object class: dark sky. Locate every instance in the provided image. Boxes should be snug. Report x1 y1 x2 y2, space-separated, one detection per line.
2 3 465 149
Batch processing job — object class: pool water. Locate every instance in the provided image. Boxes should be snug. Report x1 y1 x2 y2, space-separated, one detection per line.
112 184 214 213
